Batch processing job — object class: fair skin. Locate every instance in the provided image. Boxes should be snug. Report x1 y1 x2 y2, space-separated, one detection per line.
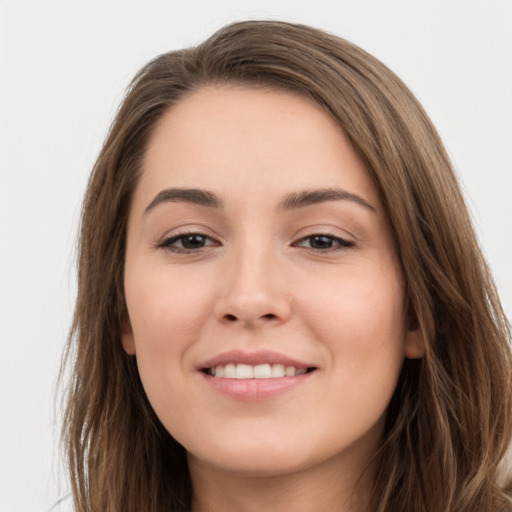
122 85 424 512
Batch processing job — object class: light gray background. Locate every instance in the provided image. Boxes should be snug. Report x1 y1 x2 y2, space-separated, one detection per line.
1 1 511 510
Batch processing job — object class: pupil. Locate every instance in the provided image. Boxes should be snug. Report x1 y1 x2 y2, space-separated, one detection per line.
311 235 333 248
182 234 205 248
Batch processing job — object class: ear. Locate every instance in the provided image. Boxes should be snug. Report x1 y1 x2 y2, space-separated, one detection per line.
404 327 425 359
121 318 136 355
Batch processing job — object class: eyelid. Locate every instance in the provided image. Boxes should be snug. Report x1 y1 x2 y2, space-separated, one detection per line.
156 230 221 253
293 232 355 251
155 226 355 254
291 222 356 243
155 223 222 244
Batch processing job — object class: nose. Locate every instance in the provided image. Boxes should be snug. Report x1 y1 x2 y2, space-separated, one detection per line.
214 243 292 328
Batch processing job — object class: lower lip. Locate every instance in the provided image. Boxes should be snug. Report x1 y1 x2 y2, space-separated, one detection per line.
201 371 314 400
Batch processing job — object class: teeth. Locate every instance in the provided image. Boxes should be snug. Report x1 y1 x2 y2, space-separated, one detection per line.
253 364 272 378
224 363 236 378
236 364 253 379
271 364 285 378
209 363 309 379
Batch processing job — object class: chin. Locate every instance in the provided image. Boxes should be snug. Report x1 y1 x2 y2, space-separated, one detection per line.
185 430 348 479
182 414 386 482
190 447 313 477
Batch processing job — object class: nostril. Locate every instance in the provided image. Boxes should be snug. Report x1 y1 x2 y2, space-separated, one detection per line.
223 313 277 322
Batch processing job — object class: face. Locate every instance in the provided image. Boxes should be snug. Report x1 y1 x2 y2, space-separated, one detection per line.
122 85 423 479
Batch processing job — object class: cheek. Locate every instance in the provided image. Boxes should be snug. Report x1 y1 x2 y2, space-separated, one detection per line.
297 264 406 369
124 264 214 379
123 264 220 430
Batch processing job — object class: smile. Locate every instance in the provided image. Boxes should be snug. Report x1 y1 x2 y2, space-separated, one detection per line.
199 350 317 399
206 363 311 379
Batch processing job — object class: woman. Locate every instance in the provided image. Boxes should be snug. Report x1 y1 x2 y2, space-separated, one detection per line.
62 20 512 512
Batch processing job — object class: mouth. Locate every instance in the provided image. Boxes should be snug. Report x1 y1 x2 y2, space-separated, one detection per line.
199 351 317 400
199 349 318 380
202 363 316 379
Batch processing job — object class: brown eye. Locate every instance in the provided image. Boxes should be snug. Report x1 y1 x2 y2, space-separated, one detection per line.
309 235 336 249
180 234 208 249
159 233 218 253
295 234 354 251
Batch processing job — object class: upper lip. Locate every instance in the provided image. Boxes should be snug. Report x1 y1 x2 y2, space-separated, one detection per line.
199 350 315 370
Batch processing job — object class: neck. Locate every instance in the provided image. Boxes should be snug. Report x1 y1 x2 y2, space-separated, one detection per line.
189 452 375 512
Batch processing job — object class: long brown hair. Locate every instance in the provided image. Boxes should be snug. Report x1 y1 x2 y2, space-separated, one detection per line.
62 20 512 511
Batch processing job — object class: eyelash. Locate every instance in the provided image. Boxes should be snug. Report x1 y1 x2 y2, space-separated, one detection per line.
157 232 354 254
157 233 219 253
293 233 355 251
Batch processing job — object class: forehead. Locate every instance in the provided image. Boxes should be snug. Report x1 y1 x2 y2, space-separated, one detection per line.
135 84 379 213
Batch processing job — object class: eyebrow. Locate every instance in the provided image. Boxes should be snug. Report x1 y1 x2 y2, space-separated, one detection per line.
144 188 222 214
144 187 376 214
279 188 376 213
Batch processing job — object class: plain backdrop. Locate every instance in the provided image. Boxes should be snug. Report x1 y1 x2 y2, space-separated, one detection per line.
0 1 511 511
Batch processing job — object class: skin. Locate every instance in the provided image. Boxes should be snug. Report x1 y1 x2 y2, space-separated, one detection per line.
122 85 424 512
